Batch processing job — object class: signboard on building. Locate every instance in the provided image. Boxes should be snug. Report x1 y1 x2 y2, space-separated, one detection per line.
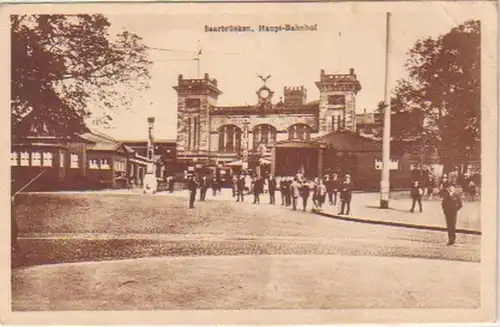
375 158 399 170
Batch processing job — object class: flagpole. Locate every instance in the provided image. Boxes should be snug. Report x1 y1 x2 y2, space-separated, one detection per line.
196 40 201 78
380 12 392 209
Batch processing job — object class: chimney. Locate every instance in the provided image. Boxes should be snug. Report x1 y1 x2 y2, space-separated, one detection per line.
204 73 209 80
349 68 355 75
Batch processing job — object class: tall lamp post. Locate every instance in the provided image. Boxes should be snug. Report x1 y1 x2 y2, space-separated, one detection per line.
242 116 250 172
147 117 156 175
144 117 157 194
380 12 392 209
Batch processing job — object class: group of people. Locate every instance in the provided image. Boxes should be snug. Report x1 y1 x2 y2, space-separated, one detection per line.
187 171 355 215
410 167 480 202
273 173 354 214
186 175 223 208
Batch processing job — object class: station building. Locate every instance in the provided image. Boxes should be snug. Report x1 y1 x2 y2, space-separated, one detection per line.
173 69 414 188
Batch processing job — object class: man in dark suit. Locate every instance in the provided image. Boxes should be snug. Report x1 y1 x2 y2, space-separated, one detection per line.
340 174 353 215
252 176 264 204
268 175 277 204
324 174 334 206
285 178 292 207
441 184 463 245
331 173 340 206
187 176 198 209
410 180 423 213
279 177 287 206
199 175 208 201
236 175 245 202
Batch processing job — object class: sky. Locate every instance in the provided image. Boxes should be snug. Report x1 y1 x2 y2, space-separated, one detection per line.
92 6 480 141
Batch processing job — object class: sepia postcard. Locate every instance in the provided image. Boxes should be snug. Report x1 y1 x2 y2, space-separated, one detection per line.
1 1 498 325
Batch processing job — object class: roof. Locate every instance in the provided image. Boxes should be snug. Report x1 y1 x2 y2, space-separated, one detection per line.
312 132 382 152
80 130 134 153
274 139 327 149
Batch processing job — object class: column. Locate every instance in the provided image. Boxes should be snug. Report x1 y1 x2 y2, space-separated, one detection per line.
318 148 324 177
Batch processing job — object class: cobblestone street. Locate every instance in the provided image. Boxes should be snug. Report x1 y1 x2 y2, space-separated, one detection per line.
11 192 481 310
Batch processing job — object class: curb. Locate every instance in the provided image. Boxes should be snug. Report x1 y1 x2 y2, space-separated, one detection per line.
315 211 481 235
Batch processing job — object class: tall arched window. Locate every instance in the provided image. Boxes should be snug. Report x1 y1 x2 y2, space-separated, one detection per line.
288 124 312 141
253 124 277 149
218 125 242 153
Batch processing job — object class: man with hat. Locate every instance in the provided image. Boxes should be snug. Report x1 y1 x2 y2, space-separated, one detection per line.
441 183 463 245
186 175 199 209
340 174 353 215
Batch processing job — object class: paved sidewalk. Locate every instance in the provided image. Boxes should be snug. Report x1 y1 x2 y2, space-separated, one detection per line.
318 193 480 234
154 189 481 234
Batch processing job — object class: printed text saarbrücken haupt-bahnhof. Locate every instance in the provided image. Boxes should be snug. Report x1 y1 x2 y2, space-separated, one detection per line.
204 24 318 33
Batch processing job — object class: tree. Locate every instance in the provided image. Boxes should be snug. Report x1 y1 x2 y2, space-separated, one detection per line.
11 14 152 137
392 20 480 173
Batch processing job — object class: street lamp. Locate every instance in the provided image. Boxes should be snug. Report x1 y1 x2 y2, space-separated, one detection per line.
147 117 156 175
143 116 158 194
242 116 250 171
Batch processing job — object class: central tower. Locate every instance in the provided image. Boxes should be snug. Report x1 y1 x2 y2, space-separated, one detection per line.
173 73 222 163
315 68 362 135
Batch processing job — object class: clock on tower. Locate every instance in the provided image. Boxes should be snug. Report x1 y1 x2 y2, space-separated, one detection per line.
259 88 270 99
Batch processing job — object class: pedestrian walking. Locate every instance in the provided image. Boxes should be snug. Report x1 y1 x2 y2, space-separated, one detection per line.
279 177 287 205
285 177 292 207
299 180 310 211
313 178 327 212
168 176 175 193
290 178 301 210
199 175 209 201
187 176 198 209
268 175 277 204
467 179 477 201
325 174 334 205
252 176 264 204
331 173 340 206
441 184 463 245
216 177 222 194
232 175 238 197
340 174 353 215
211 177 218 197
410 180 423 212
236 175 245 202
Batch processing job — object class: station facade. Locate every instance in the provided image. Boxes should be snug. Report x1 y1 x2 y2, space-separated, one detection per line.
174 69 361 167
